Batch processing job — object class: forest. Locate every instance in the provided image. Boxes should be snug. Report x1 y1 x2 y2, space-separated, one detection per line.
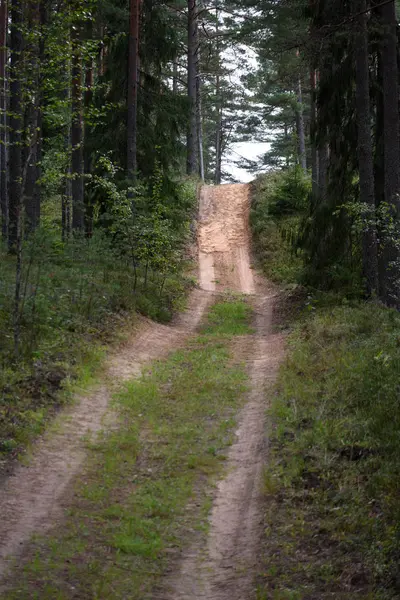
1 0 400 597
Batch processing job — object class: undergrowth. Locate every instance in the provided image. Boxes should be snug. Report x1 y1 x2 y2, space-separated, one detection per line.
0 178 197 465
252 170 400 598
256 303 400 598
250 169 306 285
3 297 252 599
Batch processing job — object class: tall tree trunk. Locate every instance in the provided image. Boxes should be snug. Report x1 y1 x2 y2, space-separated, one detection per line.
214 3 222 185
71 22 84 231
187 0 198 175
84 20 93 236
355 0 379 296
284 122 290 168
0 0 7 241
127 0 140 183
196 33 204 181
318 142 328 202
296 75 307 172
24 0 41 233
378 0 400 305
215 105 222 184
172 60 178 94
33 0 47 231
98 24 106 77
8 0 23 251
310 69 318 195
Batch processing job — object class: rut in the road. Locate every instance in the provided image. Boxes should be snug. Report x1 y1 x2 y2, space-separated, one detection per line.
0 183 284 600
164 183 284 600
0 217 213 582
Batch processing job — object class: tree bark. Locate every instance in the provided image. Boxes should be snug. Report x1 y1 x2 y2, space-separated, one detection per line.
214 4 222 185
24 0 42 233
310 69 318 195
196 37 204 181
378 0 400 305
0 0 7 241
318 142 328 202
296 76 307 172
355 0 379 296
84 20 93 236
127 0 140 182
71 21 84 231
173 60 178 94
8 0 23 251
187 0 198 175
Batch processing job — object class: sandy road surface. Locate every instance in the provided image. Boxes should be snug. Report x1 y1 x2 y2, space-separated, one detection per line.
0 184 284 600
199 184 255 294
164 183 284 600
0 195 214 581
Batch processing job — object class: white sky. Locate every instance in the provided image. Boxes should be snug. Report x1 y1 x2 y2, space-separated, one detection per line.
224 141 270 183
219 41 269 184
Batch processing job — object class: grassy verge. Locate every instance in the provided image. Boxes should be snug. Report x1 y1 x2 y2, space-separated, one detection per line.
0 178 197 464
257 301 400 600
3 297 252 599
250 171 400 598
250 171 305 286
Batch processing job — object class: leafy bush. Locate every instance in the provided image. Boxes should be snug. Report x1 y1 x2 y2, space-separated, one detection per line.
250 170 304 284
0 174 197 461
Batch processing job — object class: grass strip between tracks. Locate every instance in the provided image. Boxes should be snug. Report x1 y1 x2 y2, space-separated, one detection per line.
4 295 251 599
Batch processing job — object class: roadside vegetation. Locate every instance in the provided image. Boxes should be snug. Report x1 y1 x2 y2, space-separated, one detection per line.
252 171 400 599
3 297 251 599
0 178 197 465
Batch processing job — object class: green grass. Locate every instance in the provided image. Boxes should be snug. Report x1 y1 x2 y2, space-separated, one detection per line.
0 224 195 464
250 172 304 286
202 294 254 335
257 300 400 599
3 297 251 599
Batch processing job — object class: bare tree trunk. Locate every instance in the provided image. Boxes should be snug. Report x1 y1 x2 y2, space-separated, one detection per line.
71 21 84 231
24 0 41 233
378 0 400 305
62 157 72 241
173 60 178 94
309 69 318 195
296 76 307 172
214 3 222 185
284 122 289 168
127 0 140 183
0 0 7 241
355 0 379 296
84 20 94 236
215 108 222 184
32 0 47 232
187 0 198 175
318 142 328 202
8 0 23 251
196 35 204 181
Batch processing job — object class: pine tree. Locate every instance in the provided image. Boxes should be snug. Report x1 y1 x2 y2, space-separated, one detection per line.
354 0 378 296
8 0 23 251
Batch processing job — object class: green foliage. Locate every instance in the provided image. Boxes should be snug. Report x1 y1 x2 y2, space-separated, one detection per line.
268 165 310 216
202 295 254 335
3 299 249 599
258 300 400 598
0 177 197 461
250 170 304 284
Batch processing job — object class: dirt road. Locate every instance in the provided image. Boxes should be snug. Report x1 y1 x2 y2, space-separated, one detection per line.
165 184 283 600
0 183 283 599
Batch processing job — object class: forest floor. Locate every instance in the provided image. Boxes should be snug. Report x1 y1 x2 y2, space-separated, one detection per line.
0 183 284 599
